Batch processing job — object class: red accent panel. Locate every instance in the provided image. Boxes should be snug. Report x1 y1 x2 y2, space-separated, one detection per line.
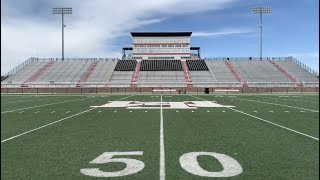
181 61 193 87
269 61 303 87
131 61 141 87
76 61 98 87
24 61 55 84
224 61 248 88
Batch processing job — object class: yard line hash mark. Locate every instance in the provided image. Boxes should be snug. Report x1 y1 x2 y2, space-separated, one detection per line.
189 95 319 141
1 108 97 143
235 97 318 112
1 98 90 114
1 96 134 143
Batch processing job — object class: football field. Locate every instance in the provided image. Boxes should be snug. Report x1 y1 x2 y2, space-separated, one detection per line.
1 94 319 179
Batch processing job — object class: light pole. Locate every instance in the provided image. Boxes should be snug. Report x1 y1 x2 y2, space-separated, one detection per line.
252 6 272 60
52 8 72 61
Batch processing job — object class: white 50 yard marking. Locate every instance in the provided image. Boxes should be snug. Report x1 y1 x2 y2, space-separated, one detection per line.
180 152 242 177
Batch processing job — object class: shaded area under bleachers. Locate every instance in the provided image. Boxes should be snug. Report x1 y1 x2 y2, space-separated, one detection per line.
140 60 182 71
186 60 209 71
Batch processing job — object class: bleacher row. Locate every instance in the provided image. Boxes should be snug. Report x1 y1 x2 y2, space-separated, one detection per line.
114 60 136 71
186 60 209 71
2 59 318 87
140 60 182 71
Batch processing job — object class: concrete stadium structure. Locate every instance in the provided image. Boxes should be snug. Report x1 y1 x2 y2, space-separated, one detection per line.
1 32 319 93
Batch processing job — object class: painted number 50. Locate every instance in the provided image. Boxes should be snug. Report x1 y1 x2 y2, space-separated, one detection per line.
80 151 242 178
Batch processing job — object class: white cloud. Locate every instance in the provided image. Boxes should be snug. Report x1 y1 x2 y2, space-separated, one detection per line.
1 0 238 74
193 28 254 37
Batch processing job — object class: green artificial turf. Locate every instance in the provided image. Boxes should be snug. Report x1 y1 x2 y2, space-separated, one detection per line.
1 94 319 179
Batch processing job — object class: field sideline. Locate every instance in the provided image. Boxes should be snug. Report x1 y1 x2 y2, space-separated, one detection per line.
1 94 319 179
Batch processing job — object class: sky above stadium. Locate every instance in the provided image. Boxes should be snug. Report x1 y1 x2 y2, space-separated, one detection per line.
1 0 319 74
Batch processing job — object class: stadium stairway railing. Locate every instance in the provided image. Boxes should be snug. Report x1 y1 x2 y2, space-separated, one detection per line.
131 60 141 87
181 60 193 87
21 61 55 87
268 60 303 87
224 61 248 88
76 61 99 87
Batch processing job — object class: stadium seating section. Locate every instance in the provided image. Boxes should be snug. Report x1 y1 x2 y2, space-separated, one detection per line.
140 60 182 71
2 58 318 88
186 60 209 71
114 60 137 71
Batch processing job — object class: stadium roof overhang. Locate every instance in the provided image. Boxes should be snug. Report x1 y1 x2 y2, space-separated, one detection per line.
190 47 200 50
123 47 133 50
131 32 192 37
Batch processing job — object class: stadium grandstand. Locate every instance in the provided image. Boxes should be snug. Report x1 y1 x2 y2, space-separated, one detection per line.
1 32 319 93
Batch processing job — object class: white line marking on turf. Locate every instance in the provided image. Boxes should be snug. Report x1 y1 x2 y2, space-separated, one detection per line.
253 111 258 113
1 108 97 143
50 111 55 113
189 95 319 141
269 111 274 113
227 107 319 141
34 111 40 113
1 96 134 143
160 95 165 180
66 111 71 113
235 97 319 112
1 98 90 114
285 111 290 113
261 97 319 104
19 111 24 113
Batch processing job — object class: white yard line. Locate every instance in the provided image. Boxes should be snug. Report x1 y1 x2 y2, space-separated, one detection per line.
226 107 319 141
260 96 319 104
1 95 134 143
189 95 319 141
235 97 319 112
1 98 90 114
1 97 64 105
160 95 165 180
1 108 97 143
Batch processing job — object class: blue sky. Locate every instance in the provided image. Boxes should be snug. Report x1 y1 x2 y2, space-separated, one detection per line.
1 0 319 74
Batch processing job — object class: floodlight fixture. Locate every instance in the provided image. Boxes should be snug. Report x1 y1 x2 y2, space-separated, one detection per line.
52 8 72 61
252 6 272 60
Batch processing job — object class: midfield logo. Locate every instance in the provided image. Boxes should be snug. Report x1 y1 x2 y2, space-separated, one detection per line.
91 101 235 109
